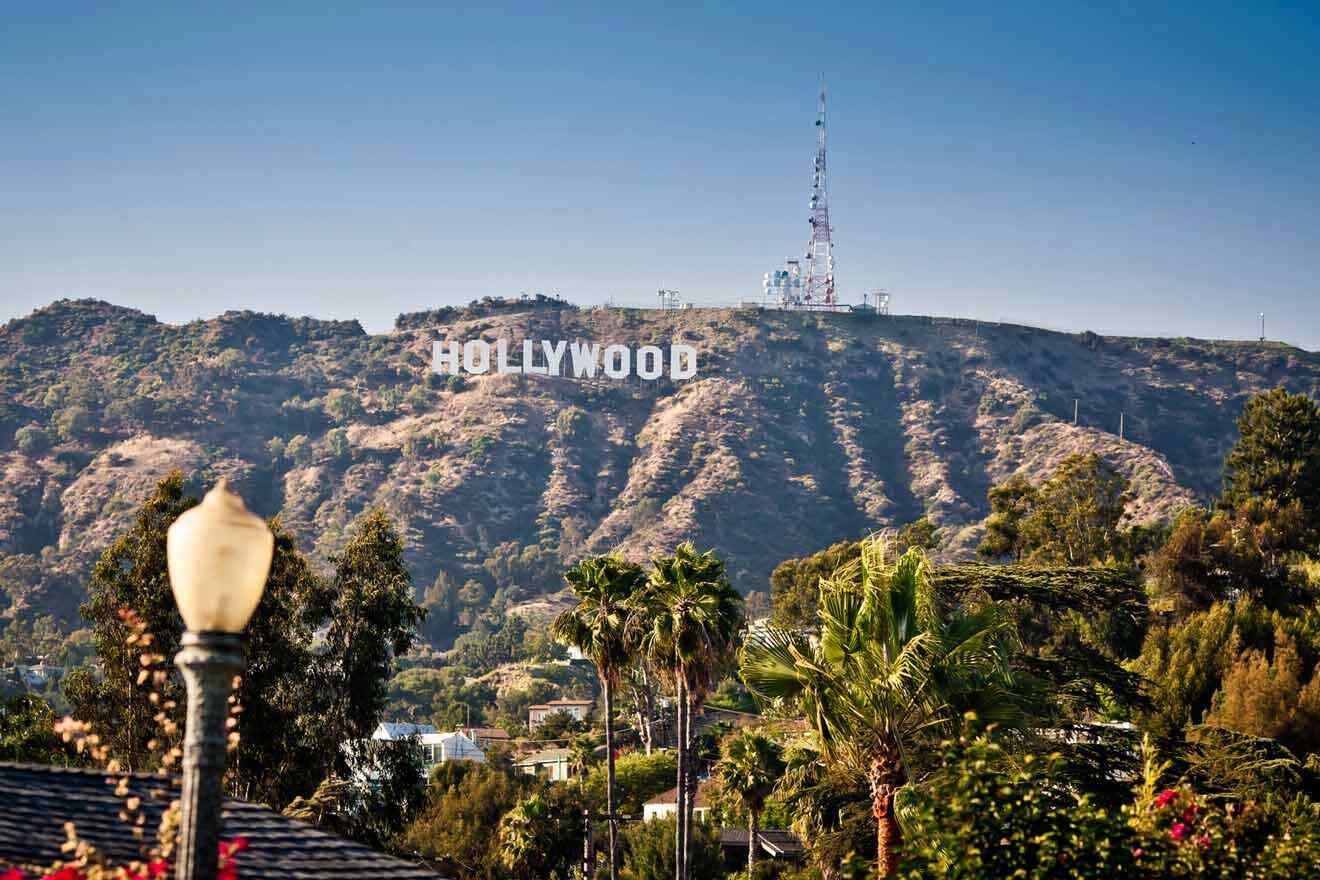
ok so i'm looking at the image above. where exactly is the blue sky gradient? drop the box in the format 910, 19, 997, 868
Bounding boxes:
2, 2, 1317, 348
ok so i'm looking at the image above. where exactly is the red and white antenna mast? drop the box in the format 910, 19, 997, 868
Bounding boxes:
803, 79, 836, 309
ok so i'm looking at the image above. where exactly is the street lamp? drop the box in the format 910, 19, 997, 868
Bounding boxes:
166, 478, 273, 880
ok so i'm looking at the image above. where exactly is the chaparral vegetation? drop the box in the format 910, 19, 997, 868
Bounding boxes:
1, 298, 1319, 880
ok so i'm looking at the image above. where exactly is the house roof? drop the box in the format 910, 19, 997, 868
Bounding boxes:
645, 779, 716, 808
0, 763, 445, 879
528, 699, 593, 710
374, 721, 437, 739
459, 727, 510, 740
514, 748, 571, 766
718, 828, 806, 856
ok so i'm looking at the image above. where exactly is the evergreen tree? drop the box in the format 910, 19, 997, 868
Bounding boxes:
321, 509, 426, 763
1221, 387, 1320, 540
67, 472, 193, 771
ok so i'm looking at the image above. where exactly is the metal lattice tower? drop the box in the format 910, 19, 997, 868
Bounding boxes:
803, 81, 836, 308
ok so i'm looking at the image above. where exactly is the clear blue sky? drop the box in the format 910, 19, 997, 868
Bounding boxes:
2, 2, 1317, 348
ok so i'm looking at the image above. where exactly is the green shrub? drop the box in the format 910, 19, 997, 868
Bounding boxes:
14, 424, 51, 454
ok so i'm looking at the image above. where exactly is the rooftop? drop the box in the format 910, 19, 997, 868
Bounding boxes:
514, 748, 571, 765
718, 828, 806, 856
645, 778, 716, 808
0, 763, 444, 879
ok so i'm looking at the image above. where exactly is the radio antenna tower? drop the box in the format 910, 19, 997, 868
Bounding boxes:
803, 79, 836, 309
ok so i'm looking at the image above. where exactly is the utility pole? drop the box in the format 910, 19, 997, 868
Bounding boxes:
1260, 312, 1266, 342
1119, 411, 1125, 441
1073, 399, 1079, 425
582, 808, 593, 878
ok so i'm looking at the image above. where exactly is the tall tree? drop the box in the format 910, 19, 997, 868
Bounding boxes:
714, 729, 786, 875
977, 454, 1130, 565
552, 553, 646, 880
631, 543, 744, 880
741, 538, 1022, 877
321, 509, 426, 763
227, 518, 334, 805
68, 472, 194, 771
1221, 387, 1320, 540
68, 474, 425, 823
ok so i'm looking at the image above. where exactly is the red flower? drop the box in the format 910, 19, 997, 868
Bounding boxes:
1196, 833, 1212, 849
1155, 789, 1178, 808
147, 861, 169, 877
218, 837, 249, 859
1132, 847, 1144, 859
1171, 822, 1188, 841
1182, 803, 1200, 824
1, 869, 23, 880
42, 869, 84, 880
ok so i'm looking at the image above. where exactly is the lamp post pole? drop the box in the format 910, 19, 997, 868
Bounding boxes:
175, 631, 243, 880
165, 478, 273, 880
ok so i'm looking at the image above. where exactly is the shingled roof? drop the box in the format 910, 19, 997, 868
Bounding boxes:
0, 763, 445, 879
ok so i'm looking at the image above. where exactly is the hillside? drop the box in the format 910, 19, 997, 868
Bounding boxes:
2, 297, 1317, 632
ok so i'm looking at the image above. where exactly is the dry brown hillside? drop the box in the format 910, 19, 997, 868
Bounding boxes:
1, 297, 1316, 636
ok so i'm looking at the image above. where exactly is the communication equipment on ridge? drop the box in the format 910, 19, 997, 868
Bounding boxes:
658, 289, 682, 310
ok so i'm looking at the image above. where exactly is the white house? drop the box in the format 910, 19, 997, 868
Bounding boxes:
419, 731, 485, 767
644, 779, 716, 823
365, 722, 485, 775
527, 698, 594, 729
372, 721, 437, 741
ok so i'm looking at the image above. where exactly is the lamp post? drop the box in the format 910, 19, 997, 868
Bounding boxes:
166, 479, 273, 880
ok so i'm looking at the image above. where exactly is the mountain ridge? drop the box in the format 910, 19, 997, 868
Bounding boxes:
3, 297, 1317, 633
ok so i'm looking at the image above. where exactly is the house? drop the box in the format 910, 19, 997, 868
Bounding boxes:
458, 726, 511, 750
0, 762, 446, 879
643, 778, 717, 823
365, 723, 484, 774
515, 747, 573, 782
371, 721, 437, 741
418, 731, 484, 768
527, 698, 594, 729
1, 663, 63, 688
718, 828, 806, 868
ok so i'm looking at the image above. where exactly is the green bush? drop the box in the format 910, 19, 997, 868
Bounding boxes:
618, 816, 722, 880
14, 424, 51, 454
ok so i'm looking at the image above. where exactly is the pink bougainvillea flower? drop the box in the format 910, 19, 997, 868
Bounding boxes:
1182, 803, 1200, 824
1155, 789, 1178, 808
1132, 848, 1144, 859
1171, 822, 1188, 841
146, 861, 169, 878
1196, 833, 1212, 849
0, 868, 23, 880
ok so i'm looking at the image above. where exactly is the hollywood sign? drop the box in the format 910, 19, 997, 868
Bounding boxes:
432, 339, 698, 380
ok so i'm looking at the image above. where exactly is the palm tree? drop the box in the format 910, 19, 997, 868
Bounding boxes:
714, 729, 786, 875
567, 731, 599, 786
740, 538, 1021, 877
552, 553, 646, 880
630, 542, 744, 880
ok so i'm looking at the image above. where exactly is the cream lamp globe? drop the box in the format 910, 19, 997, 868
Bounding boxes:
166, 478, 273, 633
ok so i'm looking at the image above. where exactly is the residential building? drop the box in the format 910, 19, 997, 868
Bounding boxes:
366, 722, 484, 774
527, 698, 594, 729
0, 762, 446, 879
418, 731, 484, 768
643, 778, 717, 822
515, 747, 573, 782
371, 721, 437, 741
458, 726, 511, 751
718, 828, 806, 868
